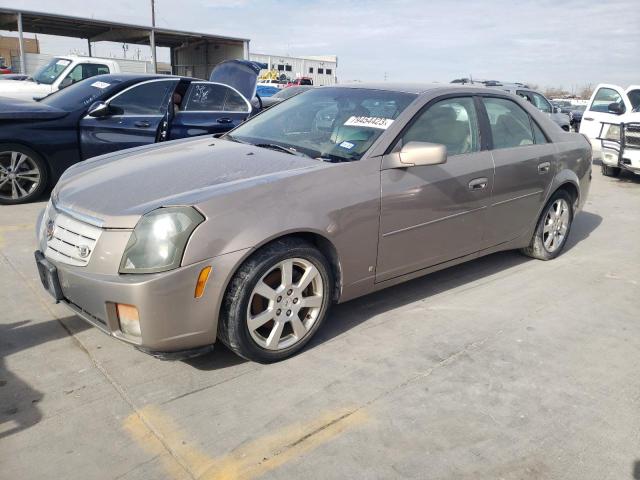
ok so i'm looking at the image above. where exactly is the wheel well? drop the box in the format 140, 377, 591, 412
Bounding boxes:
556, 182, 579, 209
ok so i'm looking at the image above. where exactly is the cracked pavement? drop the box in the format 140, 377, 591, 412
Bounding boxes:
1, 168, 639, 479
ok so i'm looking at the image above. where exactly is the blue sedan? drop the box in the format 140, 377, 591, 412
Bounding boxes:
0, 60, 262, 204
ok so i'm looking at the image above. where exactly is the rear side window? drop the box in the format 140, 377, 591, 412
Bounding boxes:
483, 97, 535, 149
109, 80, 176, 115
590, 87, 625, 113
400, 97, 480, 156
66, 63, 110, 84
182, 83, 250, 112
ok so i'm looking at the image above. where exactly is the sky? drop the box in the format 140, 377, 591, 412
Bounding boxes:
1, 0, 639, 89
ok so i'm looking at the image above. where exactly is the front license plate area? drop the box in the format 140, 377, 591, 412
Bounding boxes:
34, 251, 64, 302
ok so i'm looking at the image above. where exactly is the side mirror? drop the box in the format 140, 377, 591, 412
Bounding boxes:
87, 101, 110, 118
59, 77, 73, 89
608, 102, 625, 115
398, 141, 447, 167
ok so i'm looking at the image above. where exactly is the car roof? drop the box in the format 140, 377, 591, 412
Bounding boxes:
326, 82, 513, 96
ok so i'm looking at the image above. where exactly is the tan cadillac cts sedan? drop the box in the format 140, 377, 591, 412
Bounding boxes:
35, 84, 592, 363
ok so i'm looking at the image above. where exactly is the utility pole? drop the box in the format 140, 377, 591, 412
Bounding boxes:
150, 0, 157, 73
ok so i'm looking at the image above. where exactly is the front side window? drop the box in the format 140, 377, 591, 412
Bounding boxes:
590, 87, 625, 113
530, 92, 552, 113
628, 89, 640, 112
66, 63, 110, 84
109, 80, 177, 115
228, 87, 417, 162
182, 83, 250, 112
399, 97, 480, 156
483, 97, 535, 149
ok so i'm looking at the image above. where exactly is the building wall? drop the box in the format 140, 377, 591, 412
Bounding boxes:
172, 41, 246, 79
250, 53, 337, 86
0, 35, 39, 69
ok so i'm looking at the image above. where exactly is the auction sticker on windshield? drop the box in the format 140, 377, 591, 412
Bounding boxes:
91, 81, 111, 89
344, 116, 394, 129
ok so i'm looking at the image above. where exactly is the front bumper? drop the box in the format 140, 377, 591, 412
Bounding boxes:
36, 248, 250, 354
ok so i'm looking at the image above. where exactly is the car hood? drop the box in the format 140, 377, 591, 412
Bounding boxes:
0, 96, 68, 120
0, 79, 50, 96
54, 136, 327, 229
209, 59, 265, 101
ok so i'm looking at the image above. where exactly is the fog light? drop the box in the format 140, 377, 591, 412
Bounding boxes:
116, 303, 141, 337
195, 266, 212, 298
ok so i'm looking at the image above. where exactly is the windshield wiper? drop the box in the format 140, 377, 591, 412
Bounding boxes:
254, 143, 310, 158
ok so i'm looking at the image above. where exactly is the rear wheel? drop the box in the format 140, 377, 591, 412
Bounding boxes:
521, 190, 573, 261
601, 164, 621, 177
218, 238, 333, 363
0, 145, 48, 205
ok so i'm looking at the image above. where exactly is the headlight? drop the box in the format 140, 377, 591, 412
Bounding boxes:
119, 207, 204, 274
604, 124, 621, 141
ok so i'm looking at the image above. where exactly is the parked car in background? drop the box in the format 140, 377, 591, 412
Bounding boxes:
256, 85, 280, 97
261, 85, 313, 108
568, 105, 586, 132
495, 84, 571, 131
579, 83, 640, 163
0, 55, 123, 101
286, 77, 313, 87
34, 83, 591, 362
0, 60, 260, 204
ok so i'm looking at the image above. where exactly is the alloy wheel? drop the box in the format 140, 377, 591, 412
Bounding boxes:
0, 151, 42, 201
542, 198, 570, 253
246, 258, 324, 351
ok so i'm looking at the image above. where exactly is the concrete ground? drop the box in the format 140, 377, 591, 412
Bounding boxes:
1, 167, 639, 480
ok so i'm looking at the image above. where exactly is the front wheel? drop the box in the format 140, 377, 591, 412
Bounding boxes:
601, 164, 621, 177
520, 190, 574, 261
218, 238, 333, 363
0, 145, 48, 205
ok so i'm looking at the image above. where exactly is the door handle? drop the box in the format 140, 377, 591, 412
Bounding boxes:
217, 117, 233, 124
468, 177, 488, 191
134, 121, 151, 128
583, 117, 594, 121
538, 161, 551, 174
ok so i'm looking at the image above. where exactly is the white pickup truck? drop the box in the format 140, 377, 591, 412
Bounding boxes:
0, 55, 122, 102
579, 83, 640, 176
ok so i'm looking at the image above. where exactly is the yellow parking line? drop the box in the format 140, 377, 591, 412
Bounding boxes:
123, 405, 367, 480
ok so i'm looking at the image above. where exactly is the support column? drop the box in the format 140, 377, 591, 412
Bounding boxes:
17, 12, 26, 74
243, 40, 250, 60
149, 29, 157, 73
87, 39, 92, 57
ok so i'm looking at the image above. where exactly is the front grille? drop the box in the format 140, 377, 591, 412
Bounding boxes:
624, 124, 640, 149
45, 212, 102, 267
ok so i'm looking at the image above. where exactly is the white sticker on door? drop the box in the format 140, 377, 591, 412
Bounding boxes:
343, 116, 394, 130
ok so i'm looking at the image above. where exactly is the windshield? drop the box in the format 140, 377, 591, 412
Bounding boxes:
40, 77, 121, 111
228, 87, 417, 162
32, 58, 72, 85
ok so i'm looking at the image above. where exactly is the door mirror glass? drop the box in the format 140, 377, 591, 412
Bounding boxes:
59, 77, 73, 89
87, 101, 109, 118
398, 141, 447, 167
608, 102, 625, 115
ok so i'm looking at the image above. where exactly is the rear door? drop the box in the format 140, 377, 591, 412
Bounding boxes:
481, 96, 556, 245
79, 79, 178, 159
579, 84, 629, 146
377, 96, 494, 282
168, 82, 252, 139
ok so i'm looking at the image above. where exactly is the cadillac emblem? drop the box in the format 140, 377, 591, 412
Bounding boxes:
77, 245, 91, 258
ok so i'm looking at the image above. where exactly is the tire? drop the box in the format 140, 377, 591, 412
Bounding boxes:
520, 189, 574, 261
601, 164, 621, 177
218, 238, 333, 363
0, 144, 48, 205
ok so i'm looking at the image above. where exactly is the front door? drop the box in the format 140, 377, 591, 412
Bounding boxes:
377, 96, 494, 282
79, 79, 178, 159
480, 96, 556, 244
579, 84, 629, 149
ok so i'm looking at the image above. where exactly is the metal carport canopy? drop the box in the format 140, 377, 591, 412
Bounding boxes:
0, 7, 250, 73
